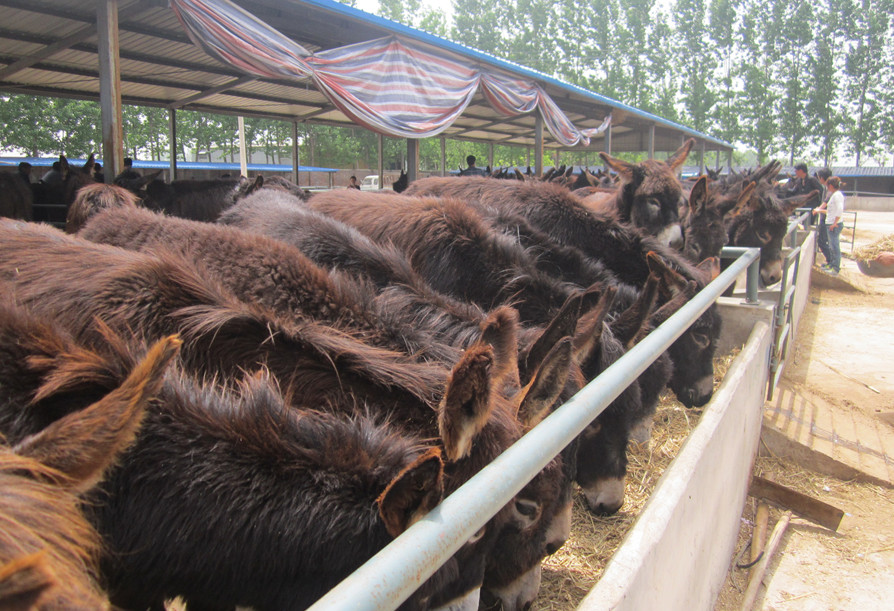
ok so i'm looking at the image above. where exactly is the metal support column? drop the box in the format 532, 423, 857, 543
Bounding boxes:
97, 0, 124, 178
440, 137, 446, 176
602, 123, 613, 170
291, 121, 300, 185
699, 140, 706, 175
488, 141, 494, 170
237, 116, 248, 177
377, 134, 384, 187
534, 114, 543, 177
168, 108, 178, 181
648, 123, 655, 159
406, 139, 419, 184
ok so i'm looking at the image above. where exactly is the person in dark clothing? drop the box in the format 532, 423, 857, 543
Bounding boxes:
786, 162, 823, 225
813, 168, 833, 266
348, 175, 361, 189
462, 155, 488, 177
17, 162, 32, 185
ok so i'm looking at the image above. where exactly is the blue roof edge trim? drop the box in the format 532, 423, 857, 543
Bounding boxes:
297, 0, 732, 150
1, 157, 337, 172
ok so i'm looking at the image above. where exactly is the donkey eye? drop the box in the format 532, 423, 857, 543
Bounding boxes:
467, 525, 487, 545
515, 499, 539, 517
691, 332, 710, 348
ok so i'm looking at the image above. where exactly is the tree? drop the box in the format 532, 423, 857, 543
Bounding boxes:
451, 0, 508, 56
674, 0, 718, 133
774, 0, 816, 165
806, 35, 841, 167
737, 3, 780, 163
841, 0, 892, 166
0, 95, 57, 156
708, 0, 741, 144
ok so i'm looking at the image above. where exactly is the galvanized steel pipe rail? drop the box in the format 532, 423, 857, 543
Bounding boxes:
309, 247, 762, 611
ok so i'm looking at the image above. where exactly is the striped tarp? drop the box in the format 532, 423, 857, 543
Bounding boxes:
171, 0, 610, 145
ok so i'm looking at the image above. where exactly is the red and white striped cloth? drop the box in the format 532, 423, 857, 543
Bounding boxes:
171, 0, 610, 145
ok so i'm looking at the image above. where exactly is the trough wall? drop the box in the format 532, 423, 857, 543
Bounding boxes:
579, 320, 772, 611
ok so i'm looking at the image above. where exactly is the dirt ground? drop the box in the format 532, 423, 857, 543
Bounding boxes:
715, 211, 894, 610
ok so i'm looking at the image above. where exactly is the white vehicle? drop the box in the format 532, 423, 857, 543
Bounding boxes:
360, 175, 380, 191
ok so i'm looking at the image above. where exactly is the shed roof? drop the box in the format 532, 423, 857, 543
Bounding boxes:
0, 0, 732, 154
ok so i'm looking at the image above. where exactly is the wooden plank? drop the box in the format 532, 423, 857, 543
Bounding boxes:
749, 476, 844, 531
739, 511, 793, 611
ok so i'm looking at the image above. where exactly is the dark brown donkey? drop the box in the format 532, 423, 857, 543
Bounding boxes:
0, 332, 179, 611
305, 189, 587, 327
403, 176, 723, 409
0, 301, 456, 609
577, 138, 694, 249
0, 220, 571, 611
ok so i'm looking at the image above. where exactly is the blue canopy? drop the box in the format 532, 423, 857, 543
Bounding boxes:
1, 157, 337, 173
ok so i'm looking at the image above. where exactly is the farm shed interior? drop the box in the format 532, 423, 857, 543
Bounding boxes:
0, 0, 732, 181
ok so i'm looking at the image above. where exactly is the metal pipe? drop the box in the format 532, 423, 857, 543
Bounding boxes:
721, 247, 762, 304
308, 249, 761, 611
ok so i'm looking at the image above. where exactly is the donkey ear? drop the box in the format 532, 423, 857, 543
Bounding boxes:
477, 305, 521, 390
651, 280, 696, 326
666, 138, 695, 171
611, 275, 659, 349
377, 448, 444, 538
0, 551, 55, 611
13, 335, 180, 494
82, 154, 95, 174
696, 256, 721, 282
572, 286, 617, 366
779, 190, 817, 216
520, 292, 581, 384
689, 176, 709, 215
599, 151, 634, 178
727, 182, 760, 218
134, 169, 164, 190
515, 336, 573, 428
438, 344, 495, 461
646, 251, 689, 297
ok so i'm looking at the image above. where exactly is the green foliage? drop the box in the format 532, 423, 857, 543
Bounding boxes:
3, 0, 890, 169
0, 95, 101, 157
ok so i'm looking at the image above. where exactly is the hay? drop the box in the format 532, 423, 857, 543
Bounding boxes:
853, 233, 894, 261
537, 349, 741, 609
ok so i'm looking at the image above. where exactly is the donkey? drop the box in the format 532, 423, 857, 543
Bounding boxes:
714, 161, 817, 287
0, 306, 455, 609
0, 170, 33, 220
577, 138, 694, 249
402, 176, 723, 408
0, 333, 179, 611
80, 203, 465, 366
65, 183, 140, 234
90, 371, 458, 610
0, 220, 572, 610
305, 189, 587, 326
140, 175, 264, 221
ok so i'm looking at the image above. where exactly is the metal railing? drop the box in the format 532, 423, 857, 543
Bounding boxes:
308, 247, 762, 611
765, 210, 812, 399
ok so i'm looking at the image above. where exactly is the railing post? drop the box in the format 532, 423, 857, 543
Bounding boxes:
745, 257, 761, 304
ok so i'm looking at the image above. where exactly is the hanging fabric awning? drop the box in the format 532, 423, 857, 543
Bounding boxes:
170, 0, 611, 145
